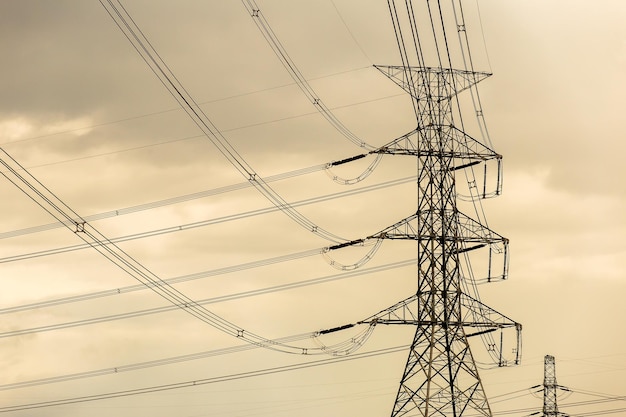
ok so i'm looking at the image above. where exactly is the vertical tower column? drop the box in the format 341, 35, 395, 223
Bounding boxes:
543, 355, 560, 417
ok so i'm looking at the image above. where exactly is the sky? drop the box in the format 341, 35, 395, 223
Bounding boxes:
0, 1, 625, 416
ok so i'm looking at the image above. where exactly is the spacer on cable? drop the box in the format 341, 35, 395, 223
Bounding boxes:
74, 222, 86, 233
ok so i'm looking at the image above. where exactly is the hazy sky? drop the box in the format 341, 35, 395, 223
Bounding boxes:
0, 1, 625, 416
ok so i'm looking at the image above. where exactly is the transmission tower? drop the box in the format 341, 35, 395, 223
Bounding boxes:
363, 68, 516, 417
324, 2, 521, 416
543, 355, 568, 417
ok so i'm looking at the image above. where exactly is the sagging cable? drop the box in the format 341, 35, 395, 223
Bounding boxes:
322, 238, 384, 271
325, 153, 384, 185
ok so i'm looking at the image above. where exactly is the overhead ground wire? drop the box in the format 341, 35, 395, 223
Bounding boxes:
241, 0, 374, 151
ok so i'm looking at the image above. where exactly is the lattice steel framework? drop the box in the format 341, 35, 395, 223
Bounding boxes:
371, 66, 508, 417
327, 65, 521, 416
325, 2, 523, 416
543, 355, 567, 417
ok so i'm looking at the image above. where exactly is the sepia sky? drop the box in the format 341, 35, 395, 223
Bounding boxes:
0, 1, 625, 416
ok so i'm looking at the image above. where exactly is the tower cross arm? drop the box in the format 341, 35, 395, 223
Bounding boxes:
374, 126, 501, 163
373, 64, 492, 101
354, 293, 520, 331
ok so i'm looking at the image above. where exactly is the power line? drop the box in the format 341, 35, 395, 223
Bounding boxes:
241, 0, 374, 151
330, 0, 373, 63
0, 345, 407, 413
0, 175, 414, 263
489, 386, 541, 405
100, 0, 347, 244
567, 388, 626, 401
0, 259, 415, 339
1, 85, 407, 196
0, 332, 327, 391
0, 248, 321, 315
567, 408, 626, 417
1, 65, 385, 159
0, 144, 369, 356
0, 162, 325, 240
1, 3, 528, 416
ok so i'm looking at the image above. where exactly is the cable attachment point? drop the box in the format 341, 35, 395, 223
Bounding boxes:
327, 154, 368, 167
327, 239, 364, 251
322, 238, 383, 271
318, 323, 355, 335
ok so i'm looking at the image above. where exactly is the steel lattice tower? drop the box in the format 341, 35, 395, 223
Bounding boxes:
372, 2, 521, 416
363, 66, 516, 417
325, 2, 522, 416
319, 1, 524, 415
329, 66, 522, 417
543, 355, 568, 417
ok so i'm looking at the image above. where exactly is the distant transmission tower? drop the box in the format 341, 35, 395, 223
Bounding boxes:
543, 355, 568, 417
325, 1, 522, 416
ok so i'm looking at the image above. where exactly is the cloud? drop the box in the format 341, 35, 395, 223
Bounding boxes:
490, 168, 625, 285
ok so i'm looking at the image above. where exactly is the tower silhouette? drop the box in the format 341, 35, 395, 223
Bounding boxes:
543, 355, 568, 417
326, 2, 522, 416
